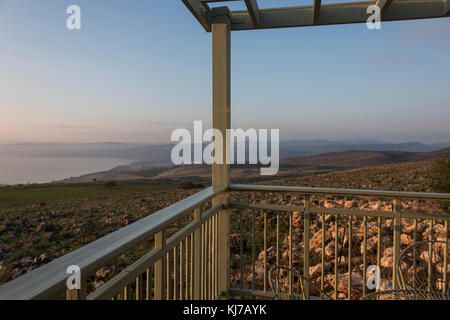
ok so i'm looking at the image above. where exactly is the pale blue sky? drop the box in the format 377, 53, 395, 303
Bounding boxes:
0, 0, 449, 144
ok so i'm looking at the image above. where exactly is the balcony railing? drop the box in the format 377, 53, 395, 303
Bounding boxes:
227, 184, 450, 300
0, 184, 449, 300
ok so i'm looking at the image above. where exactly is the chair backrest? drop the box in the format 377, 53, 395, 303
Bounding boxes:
268, 265, 333, 300
397, 240, 449, 294
361, 289, 450, 300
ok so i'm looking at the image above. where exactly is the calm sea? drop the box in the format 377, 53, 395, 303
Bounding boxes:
0, 156, 133, 185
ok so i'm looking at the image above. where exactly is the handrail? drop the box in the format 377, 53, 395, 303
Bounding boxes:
229, 184, 450, 200
88, 204, 224, 300
0, 186, 226, 300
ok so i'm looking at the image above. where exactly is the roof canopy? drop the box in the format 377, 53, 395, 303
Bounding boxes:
182, 0, 450, 32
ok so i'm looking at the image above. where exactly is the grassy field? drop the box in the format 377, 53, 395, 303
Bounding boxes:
0, 182, 176, 210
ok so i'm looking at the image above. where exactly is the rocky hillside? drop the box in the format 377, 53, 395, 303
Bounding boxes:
0, 158, 448, 299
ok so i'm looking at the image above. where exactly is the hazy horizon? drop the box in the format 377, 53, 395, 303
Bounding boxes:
1, 1, 449, 145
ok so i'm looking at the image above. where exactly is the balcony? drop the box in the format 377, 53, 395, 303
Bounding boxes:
0, 184, 448, 300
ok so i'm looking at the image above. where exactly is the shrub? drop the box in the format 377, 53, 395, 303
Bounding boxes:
103, 181, 118, 187
177, 181, 200, 190
432, 151, 450, 193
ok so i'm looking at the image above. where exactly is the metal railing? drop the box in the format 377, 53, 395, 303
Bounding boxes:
0, 183, 449, 300
227, 184, 450, 300
0, 186, 226, 300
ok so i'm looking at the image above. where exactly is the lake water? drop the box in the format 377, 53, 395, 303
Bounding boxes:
0, 156, 133, 185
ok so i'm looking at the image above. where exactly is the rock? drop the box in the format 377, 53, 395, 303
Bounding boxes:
401, 234, 414, 246
361, 236, 378, 255
380, 279, 392, 291
34, 253, 53, 265
121, 216, 138, 226
292, 211, 302, 228
309, 262, 332, 281
230, 233, 247, 254
344, 200, 357, 209
324, 241, 342, 260
327, 272, 363, 298
419, 251, 441, 264
381, 247, 393, 268
323, 200, 334, 208
257, 246, 276, 265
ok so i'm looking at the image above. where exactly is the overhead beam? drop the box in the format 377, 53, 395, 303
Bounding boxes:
244, 0, 261, 28
230, 0, 448, 31
376, 0, 394, 15
182, 0, 211, 32
313, 0, 322, 24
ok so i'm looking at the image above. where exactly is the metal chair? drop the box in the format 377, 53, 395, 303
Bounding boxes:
361, 289, 450, 300
268, 265, 334, 300
397, 240, 449, 294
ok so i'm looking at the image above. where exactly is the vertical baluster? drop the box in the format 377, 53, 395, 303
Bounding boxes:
289, 211, 293, 296
362, 216, 367, 297
136, 275, 142, 300
334, 214, 338, 300
211, 215, 215, 299
276, 212, 280, 267
174, 246, 178, 300
428, 219, 434, 291
166, 251, 171, 300
147, 268, 152, 300
155, 230, 166, 300
123, 286, 128, 301
321, 213, 325, 299
201, 222, 205, 299
214, 215, 219, 298
206, 218, 210, 299
240, 211, 244, 294
186, 236, 190, 300
180, 242, 184, 300
392, 199, 401, 290
377, 217, 382, 292
304, 194, 311, 299
348, 215, 352, 300
444, 220, 448, 294
208, 217, 212, 300
413, 219, 418, 290
193, 208, 201, 300
215, 212, 219, 298
264, 211, 267, 293
252, 211, 256, 292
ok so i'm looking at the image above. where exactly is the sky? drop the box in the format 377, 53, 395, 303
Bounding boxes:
0, 0, 449, 145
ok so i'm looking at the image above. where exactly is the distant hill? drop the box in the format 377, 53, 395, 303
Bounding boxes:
59, 148, 450, 184
1, 141, 449, 165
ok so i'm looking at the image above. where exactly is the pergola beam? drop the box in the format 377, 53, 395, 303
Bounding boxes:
230, 0, 449, 31
313, 0, 322, 25
376, 0, 394, 15
244, 0, 261, 28
182, 0, 211, 32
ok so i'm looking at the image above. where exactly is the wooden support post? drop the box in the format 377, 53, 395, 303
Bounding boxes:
393, 199, 401, 290
66, 279, 86, 300
211, 10, 231, 298
154, 230, 166, 300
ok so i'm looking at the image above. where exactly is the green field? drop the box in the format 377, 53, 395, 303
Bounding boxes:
0, 182, 176, 210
